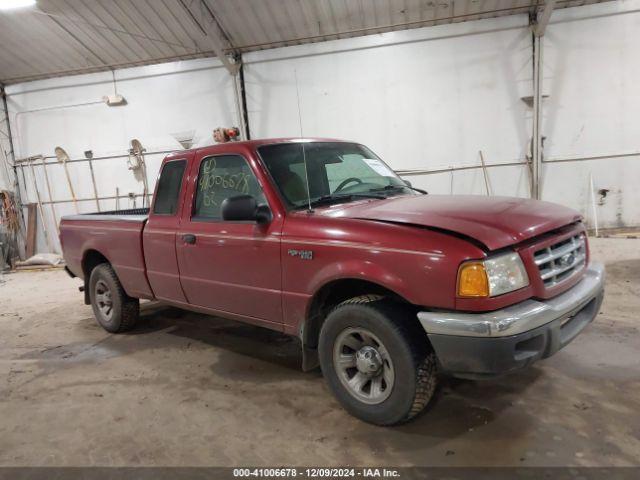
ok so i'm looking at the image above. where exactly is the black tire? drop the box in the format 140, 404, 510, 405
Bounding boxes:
89, 263, 139, 333
319, 296, 437, 425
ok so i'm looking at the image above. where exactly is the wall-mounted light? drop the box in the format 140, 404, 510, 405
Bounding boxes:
102, 70, 127, 106
102, 94, 127, 106
0, 0, 37, 11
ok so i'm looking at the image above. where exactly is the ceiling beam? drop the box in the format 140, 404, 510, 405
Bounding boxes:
0, 50, 219, 85
534, 0, 557, 37
224, 0, 572, 53
33, 8, 195, 53
41, 9, 109, 66
178, 0, 239, 75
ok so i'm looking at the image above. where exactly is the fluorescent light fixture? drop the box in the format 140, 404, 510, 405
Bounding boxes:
102, 94, 127, 106
0, 0, 36, 10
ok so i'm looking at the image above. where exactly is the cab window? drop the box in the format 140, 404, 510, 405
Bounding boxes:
193, 155, 266, 220
153, 160, 186, 215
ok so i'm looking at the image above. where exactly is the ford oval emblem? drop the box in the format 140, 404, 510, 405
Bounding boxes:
558, 252, 575, 267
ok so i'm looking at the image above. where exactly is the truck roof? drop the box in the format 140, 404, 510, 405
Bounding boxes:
164, 137, 350, 160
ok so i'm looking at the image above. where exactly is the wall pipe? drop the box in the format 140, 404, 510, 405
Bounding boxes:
29, 192, 148, 206
20, 147, 638, 172
23, 150, 636, 206
15, 149, 177, 165
397, 149, 640, 178
15, 147, 639, 207
396, 160, 528, 177
543, 151, 640, 163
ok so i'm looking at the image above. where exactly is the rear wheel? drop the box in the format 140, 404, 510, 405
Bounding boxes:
319, 297, 437, 425
89, 263, 139, 333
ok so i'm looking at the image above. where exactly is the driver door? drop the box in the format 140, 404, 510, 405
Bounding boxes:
176, 153, 283, 328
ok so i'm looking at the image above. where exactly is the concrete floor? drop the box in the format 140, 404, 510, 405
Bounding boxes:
0, 237, 638, 467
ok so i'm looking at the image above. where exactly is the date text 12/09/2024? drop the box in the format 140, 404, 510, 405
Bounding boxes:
233, 468, 400, 478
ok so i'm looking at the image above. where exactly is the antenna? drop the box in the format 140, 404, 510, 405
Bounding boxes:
294, 69, 313, 212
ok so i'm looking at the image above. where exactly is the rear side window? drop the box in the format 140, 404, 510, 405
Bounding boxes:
153, 160, 186, 215
193, 155, 265, 220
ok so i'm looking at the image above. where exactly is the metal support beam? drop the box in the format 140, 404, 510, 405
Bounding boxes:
1, 87, 17, 190
232, 72, 247, 140
531, 33, 543, 199
530, 1, 555, 199
178, 1, 251, 140
235, 54, 251, 140
179, 0, 239, 75
535, 0, 557, 37
1, 86, 27, 259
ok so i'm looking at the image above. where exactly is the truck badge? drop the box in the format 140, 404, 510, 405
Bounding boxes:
288, 249, 313, 260
558, 252, 575, 267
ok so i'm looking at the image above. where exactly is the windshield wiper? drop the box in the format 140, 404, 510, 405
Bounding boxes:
370, 184, 428, 195
295, 192, 386, 209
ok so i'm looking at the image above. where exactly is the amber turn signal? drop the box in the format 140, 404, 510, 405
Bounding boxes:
457, 262, 490, 298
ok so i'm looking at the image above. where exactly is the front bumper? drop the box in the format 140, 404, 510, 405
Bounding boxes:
417, 262, 605, 378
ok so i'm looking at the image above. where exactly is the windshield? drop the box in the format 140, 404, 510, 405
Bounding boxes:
258, 142, 412, 209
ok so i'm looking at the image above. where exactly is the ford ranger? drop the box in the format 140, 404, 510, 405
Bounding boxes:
60, 138, 605, 425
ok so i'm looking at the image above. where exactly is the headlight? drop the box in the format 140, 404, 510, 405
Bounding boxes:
458, 251, 529, 298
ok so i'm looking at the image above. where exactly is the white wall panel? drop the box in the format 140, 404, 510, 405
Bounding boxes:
244, 15, 533, 200
244, 2, 640, 230
542, 0, 640, 228
5, 58, 237, 253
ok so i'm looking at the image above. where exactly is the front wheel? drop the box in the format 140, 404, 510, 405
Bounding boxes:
89, 263, 139, 333
318, 297, 437, 425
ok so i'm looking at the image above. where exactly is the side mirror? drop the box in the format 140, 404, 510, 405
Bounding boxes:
221, 195, 272, 224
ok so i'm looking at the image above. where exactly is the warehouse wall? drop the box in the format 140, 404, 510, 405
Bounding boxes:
244, 0, 640, 230
244, 15, 533, 199
5, 58, 237, 253
5, 0, 640, 254
542, 0, 640, 230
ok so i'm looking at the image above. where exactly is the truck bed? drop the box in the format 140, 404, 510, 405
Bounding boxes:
62, 207, 150, 223
60, 208, 154, 300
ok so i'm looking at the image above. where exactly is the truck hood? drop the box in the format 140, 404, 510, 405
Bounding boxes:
320, 195, 582, 251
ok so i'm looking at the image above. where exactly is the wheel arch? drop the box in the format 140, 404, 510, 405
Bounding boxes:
81, 249, 111, 304
300, 277, 416, 371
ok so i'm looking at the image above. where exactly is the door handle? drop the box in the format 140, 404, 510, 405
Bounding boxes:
182, 234, 196, 245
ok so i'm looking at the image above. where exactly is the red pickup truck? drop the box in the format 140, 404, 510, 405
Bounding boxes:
61, 138, 605, 425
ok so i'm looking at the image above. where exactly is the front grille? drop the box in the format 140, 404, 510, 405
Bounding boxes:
533, 234, 586, 287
